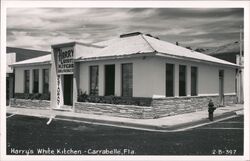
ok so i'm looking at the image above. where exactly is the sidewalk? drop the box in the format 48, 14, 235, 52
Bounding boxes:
6, 104, 243, 132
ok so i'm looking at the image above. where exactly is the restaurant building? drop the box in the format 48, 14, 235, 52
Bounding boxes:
6, 47, 50, 105
10, 32, 239, 119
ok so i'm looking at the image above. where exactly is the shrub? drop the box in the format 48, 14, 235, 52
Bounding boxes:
77, 92, 152, 106
77, 91, 88, 102
30, 93, 41, 100
40, 93, 50, 100
14, 93, 50, 100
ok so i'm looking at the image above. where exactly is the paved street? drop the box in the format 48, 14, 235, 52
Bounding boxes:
6, 114, 243, 155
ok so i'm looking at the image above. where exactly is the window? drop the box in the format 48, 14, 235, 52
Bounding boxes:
43, 69, 49, 94
179, 65, 186, 96
24, 70, 30, 93
33, 69, 39, 93
166, 63, 174, 97
219, 70, 224, 105
105, 65, 115, 96
89, 66, 99, 95
122, 63, 133, 97
191, 66, 198, 96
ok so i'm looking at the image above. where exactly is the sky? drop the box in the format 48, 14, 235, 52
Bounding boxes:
7, 8, 243, 51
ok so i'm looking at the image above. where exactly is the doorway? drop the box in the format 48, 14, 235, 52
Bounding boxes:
63, 74, 73, 106
105, 65, 115, 96
219, 70, 224, 106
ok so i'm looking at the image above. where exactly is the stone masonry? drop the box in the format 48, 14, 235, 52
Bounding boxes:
75, 95, 237, 119
10, 98, 50, 110
75, 102, 154, 119
10, 95, 237, 119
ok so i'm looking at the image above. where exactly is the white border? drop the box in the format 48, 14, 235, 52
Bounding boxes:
1, 1, 249, 161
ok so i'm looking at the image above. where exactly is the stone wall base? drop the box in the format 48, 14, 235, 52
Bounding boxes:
75, 95, 237, 119
75, 102, 154, 119
9, 95, 237, 119
10, 98, 50, 110
151, 95, 237, 118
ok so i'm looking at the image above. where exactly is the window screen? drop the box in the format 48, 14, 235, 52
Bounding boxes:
179, 65, 186, 96
122, 63, 133, 97
24, 70, 30, 93
89, 66, 99, 95
166, 63, 174, 97
43, 69, 49, 94
191, 66, 198, 96
33, 69, 39, 93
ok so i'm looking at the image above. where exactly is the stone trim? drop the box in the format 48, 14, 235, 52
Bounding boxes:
75, 102, 154, 119
9, 94, 237, 119
75, 95, 237, 119
151, 95, 237, 118
10, 98, 50, 110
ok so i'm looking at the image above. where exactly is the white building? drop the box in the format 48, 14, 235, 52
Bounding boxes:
6, 47, 50, 105
10, 32, 239, 119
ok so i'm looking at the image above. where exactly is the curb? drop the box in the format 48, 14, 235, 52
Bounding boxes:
235, 110, 244, 116
55, 115, 160, 131
54, 110, 239, 132
164, 111, 238, 131
6, 108, 241, 132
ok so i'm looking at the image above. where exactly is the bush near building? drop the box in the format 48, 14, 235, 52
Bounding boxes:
77, 91, 152, 106
14, 93, 50, 100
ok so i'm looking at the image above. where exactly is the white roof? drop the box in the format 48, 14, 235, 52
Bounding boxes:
143, 35, 237, 66
11, 54, 51, 66
80, 34, 153, 59
94, 37, 119, 47
79, 34, 237, 67
11, 33, 238, 67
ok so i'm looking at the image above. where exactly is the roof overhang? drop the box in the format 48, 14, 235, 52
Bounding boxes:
10, 61, 51, 67
74, 52, 156, 62
156, 52, 240, 68
51, 41, 103, 49
75, 51, 239, 68
9, 51, 239, 69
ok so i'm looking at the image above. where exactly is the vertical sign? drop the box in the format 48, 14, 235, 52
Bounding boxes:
57, 47, 74, 74
57, 75, 61, 105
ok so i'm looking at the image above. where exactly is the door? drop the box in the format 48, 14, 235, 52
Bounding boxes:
63, 74, 73, 105
219, 70, 224, 106
105, 65, 115, 96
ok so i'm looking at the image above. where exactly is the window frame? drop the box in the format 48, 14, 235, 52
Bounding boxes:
24, 70, 30, 93
89, 65, 99, 95
165, 63, 174, 97
121, 63, 133, 97
179, 65, 187, 96
43, 69, 50, 94
191, 66, 198, 96
32, 69, 39, 93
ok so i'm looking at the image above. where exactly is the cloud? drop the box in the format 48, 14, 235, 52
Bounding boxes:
7, 8, 243, 50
